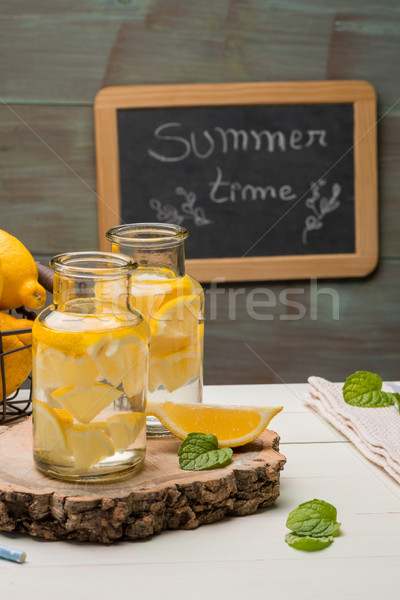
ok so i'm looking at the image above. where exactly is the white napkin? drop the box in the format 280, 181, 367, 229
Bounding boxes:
303, 377, 400, 484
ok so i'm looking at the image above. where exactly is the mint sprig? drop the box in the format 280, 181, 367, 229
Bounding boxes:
285, 499, 340, 551
343, 371, 400, 408
178, 432, 233, 471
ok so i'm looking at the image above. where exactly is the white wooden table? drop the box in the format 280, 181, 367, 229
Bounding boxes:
1, 383, 400, 599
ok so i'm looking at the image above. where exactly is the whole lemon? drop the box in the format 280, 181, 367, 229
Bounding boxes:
0, 311, 33, 346
0, 257, 3, 299
0, 230, 46, 310
0, 332, 32, 401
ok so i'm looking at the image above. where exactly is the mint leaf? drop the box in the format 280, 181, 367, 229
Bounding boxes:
343, 371, 382, 402
345, 390, 396, 407
286, 499, 340, 537
285, 532, 333, 551
343, 371, 396, 407
178, 432, 233, 471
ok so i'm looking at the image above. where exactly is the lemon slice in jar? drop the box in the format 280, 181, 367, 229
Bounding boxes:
87, 331, 148, 398
149, 294, 202, 360
67, 425, 115, 471
33, 399, 68, 457
107, 412, 145, 451
34, 347, 98, 398
51, 383, 122, 424
148, 347, 202, 393
150, 295, 201, 339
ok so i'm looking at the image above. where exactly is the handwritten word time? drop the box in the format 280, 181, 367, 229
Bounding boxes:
209, 167, 296, 203
148, 123, 327, 163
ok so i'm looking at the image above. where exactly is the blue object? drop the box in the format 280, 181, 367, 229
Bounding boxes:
0, 544, 26, 563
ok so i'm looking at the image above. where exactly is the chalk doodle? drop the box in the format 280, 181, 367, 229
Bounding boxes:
150, 187, 212, 227
302, 179, 341, 245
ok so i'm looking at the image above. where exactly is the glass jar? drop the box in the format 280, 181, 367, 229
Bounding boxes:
106, 224, 204, 437
32, 252, 150, 482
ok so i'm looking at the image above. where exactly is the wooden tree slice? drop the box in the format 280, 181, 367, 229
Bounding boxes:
0, 418, 286, 543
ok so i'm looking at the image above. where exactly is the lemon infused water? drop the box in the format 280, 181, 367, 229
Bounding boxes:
32, 252, 150, 482
106, 224, 204, 437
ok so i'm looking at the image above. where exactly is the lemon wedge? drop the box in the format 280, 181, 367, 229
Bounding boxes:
146, 402, 283, 447
33, 399, 68, 457
107, 412, 145, 451
51, 383, 122, 424
67, 425, 115, 471
148, 347, 202, 393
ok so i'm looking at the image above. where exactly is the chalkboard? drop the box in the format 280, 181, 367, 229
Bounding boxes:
95, 82, 377, 282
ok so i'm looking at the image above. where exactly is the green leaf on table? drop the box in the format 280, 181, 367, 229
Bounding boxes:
178, 432, 233, 471
285, 532, 333, 551
286, 499, 341, 537
343, 371, 397, 407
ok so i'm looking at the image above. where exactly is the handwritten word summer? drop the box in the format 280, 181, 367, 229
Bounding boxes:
148, 123, 328, 163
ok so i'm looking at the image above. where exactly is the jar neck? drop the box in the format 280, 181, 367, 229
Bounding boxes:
53, 273, 131, 312
107, 224, 189, 278
110, 242, 185, 277
50, 252, 136, 312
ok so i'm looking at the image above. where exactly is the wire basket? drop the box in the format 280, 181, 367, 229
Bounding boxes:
0, 268, 52, 425
0, 327, 33, 424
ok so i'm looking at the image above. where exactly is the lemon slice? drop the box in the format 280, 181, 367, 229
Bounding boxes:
130, 273, 195, 320
67, 425, 115, 470
146, 402, 283, 447
149, 295, 202, 339
34, 346, 98, 397
54, 408, 74, 428
87, 332, 148, 398
130, 282, 167, 321
148, 347, 202, 393
32, 321, 102, 356
51, 383, 122, 424
33, 399, 68, 457
87, 421, 109, 434
149, 320, 204, 358
107, 412, 145, 451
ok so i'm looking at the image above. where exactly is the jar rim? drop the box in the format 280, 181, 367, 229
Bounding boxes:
50, 251, 137, 278
106, 223, 189, 248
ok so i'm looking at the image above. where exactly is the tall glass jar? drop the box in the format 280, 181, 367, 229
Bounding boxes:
106, 224, 204, 437
32, 252, 150, 482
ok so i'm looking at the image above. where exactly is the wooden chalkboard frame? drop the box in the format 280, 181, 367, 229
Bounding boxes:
94, 81, 377, 282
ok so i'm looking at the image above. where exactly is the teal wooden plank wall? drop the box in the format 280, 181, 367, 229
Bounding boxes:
1, 0, 399, 384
